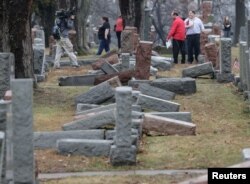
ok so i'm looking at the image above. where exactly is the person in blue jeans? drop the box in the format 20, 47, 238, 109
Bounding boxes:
97, 17, 111, 55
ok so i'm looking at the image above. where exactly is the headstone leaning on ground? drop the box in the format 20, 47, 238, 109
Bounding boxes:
110, 87, 136, 166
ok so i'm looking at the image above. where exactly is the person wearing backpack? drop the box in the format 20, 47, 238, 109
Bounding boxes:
53, 10, 79, 69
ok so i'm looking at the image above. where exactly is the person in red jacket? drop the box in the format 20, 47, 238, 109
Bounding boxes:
114, 15, 125, 50
167, 11, 186, 64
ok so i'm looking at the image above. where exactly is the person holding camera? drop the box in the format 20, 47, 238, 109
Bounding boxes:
53, 10, 79, 69
96, 17, 111, 55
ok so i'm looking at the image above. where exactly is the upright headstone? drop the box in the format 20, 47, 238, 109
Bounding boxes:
121, 29, 134, 53
0, 53, 14, 99
143, 8, 152, 41
121, 53, 130, 70
110, 87, 136, 166
216, 38, 234, 83
239, 42, 247, 90
247, 19, 250, 48
11, 79, 35, 184
246, 49, 250, 91
135, 41, 153, 80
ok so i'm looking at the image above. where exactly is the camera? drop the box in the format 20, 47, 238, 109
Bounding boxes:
55, 8, 75, 19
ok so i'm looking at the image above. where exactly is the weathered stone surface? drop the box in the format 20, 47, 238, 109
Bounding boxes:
75, 81, 114, 104
11, 79, 34, 183
138, 83, 175, 100
105, 76, 122, 88
151, 78, 197, 95
216, 73, 234, 83
0, 132, 5, 183
33, 45, 45, 75
114, 87, 133, 147
132, 119, 143, 138
0, 53, 14, 99
182, 62, 214, 78
105, 129, 139, 145
76, 103, 116, 116
121, 29, 135, 53
76, 104, 101, 112
57, 139, 113, 157
101, 61, 119, 74
201, 1, 212, 23
59, 74, 98, 86
143, 114, 196, 136
35, 74, 46, 83
131, 90, 141, 104
239, 42, 247, 90
112, 63, 123, 72
34, 130, 105, 149
92, 54, 119, 70
136, 94, 180, 112
220, 38, 232, 73
242, 148, 250, 161
94, 70, 135, 85
146, 112, 192, 122
200, 29, 211, 55
240, 26, 247, 42
132, 105, 142, 112
135, 41, 153, 80
204, 43, 219, 68
128, 80, 152, 89
110, 145, 137, 166
245, 49, 250, 91
151, 56, 172, 71
121, 53, 130, 70
63, 109, 115, 130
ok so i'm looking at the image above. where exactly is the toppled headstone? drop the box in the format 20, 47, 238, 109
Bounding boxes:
75, 81, 115, 104
146, 112, 192, 122
76, 103, 116, 116
151, 56, 172, 71
101, 61, 119, 74
151, 78, 197, 95
182, 62, 214, 78
128, 79, 152, 89
59, 74, 98, 86
136, 94, 180, 112
92, 54, 119, 70
76, 104, 101, 112
63, 109, 115, 130
138, 83, 175, 100
143, 114, 196, 136
57, 139, 113, 157
34, 130, 105, 149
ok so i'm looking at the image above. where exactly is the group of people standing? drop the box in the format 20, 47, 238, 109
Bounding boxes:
167, 10, 205, 64
167, 10, 232, 65
96, 15, 125, 55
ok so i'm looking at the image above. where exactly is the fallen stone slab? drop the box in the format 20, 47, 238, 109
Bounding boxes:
136, 94, 180, 112
57, 139, 113, 157
34, 130, 105, 149
76, 104, 101, 112
76, 103, 116, 116
112, 63, 123, 72
75, 81, 115, 104
128, 79, 152, 89
242, 148, 250, 161
132, 119, 143, 138
132, 105, 142, 112
63, 109, 115, 131
132, 90, 141, 104
58, 74, 98, 86
94, 70, 135, 85
105, 76, 122, 88
143, 114, 196, 136
138, 83, 175, 100
146, 112, 192, 122
88, 70, 105, 75
92, 54, 119, 70
101, 61, 119, 74
151, 78, 196, 95
182, 62, 214, 78
151, 56, 172, 71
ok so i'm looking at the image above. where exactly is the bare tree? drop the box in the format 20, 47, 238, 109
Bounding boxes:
0, 0, 35, 79
119, 0, 145, 33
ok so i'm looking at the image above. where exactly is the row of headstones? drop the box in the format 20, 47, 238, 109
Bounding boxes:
0, 78, 37, 183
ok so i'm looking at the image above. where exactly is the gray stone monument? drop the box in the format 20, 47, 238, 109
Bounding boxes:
0, 53, 14, 99
216, 38, 234, 83
121, 53, 130, 70
239, 42, 247, 90
11, 79, 35, 184
110, 87, 136, 166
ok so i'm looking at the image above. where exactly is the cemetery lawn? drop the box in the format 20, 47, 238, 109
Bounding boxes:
34, 48, 250, 173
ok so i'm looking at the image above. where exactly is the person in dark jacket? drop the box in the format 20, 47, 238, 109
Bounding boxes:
223, 16, 231, 38
96, 16, 111, 55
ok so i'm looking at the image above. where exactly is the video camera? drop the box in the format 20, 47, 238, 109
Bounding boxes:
55, 8, 75, 19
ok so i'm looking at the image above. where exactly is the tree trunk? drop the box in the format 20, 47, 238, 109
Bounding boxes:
234, 0, 245, 45
1, 0, 35, 79
75, 0, 91, 54
119, 0, 144, 33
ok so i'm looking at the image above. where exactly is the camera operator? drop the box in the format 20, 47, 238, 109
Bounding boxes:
53, 9, 79, 69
